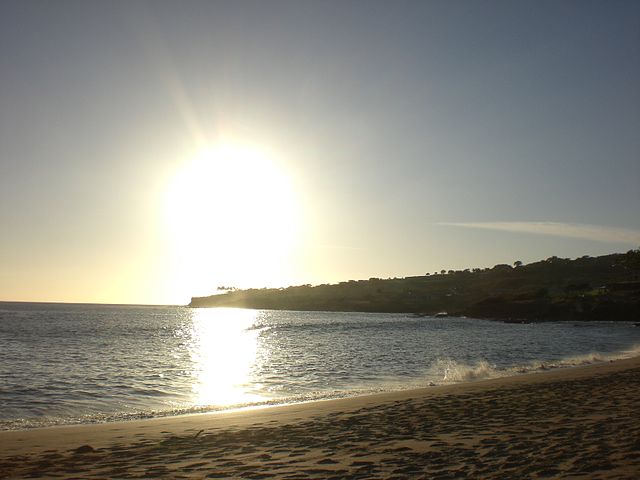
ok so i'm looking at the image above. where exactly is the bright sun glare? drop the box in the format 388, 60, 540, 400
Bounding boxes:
189, 308, 263, 406
164, 143, 299, 298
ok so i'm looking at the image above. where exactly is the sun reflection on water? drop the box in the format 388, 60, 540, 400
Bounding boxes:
187, 308, 264, 406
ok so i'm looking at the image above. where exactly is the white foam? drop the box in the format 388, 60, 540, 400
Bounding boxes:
433, 359, 499, 383
429, 343, 640, 386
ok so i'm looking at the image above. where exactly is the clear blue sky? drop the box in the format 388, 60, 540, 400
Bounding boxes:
1, 0, 639, 304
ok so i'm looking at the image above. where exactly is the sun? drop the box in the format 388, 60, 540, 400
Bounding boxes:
164, 142, 300, 298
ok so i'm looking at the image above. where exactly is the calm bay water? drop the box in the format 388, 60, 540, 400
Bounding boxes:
1, 302, 640, 430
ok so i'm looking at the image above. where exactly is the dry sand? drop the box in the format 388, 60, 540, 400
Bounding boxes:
1, 357, 640, 479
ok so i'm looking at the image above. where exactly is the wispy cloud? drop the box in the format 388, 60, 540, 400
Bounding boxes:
439, 222, 640, 246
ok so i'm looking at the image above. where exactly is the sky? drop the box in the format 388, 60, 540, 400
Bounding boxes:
1, 0, 639, 305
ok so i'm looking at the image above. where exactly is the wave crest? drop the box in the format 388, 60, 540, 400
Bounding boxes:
431, 343, 640, 385
436, 359, 498, 383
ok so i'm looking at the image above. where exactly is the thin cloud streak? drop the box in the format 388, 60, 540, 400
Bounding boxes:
439, 222, 640, 246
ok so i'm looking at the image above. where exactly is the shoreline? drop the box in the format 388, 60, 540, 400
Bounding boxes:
2, 356, 640, 478
3, 341, 639, 432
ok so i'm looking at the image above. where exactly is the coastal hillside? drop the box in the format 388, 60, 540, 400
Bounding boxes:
190, 250, 640, 321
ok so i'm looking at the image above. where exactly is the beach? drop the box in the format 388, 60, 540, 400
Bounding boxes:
1, 357, 639, 479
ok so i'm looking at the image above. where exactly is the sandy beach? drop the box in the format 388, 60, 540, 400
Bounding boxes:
1, 357, 639, 479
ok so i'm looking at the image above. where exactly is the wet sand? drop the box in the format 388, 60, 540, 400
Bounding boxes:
1, 357, 640, 479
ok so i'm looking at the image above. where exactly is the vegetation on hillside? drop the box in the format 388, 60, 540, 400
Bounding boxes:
190, 250, 640, 321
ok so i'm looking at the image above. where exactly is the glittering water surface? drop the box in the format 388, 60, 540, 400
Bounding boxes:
1, 302, 639, 429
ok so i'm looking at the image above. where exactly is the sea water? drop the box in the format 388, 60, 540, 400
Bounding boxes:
1, 302, 639, 430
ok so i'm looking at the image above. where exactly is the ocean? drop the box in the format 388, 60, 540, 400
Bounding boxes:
1, 302, 639, 430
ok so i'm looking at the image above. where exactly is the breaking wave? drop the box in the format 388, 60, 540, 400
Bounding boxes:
431, 343, 640, 386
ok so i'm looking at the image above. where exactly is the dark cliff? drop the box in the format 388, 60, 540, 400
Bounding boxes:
190, 250, 640, 322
